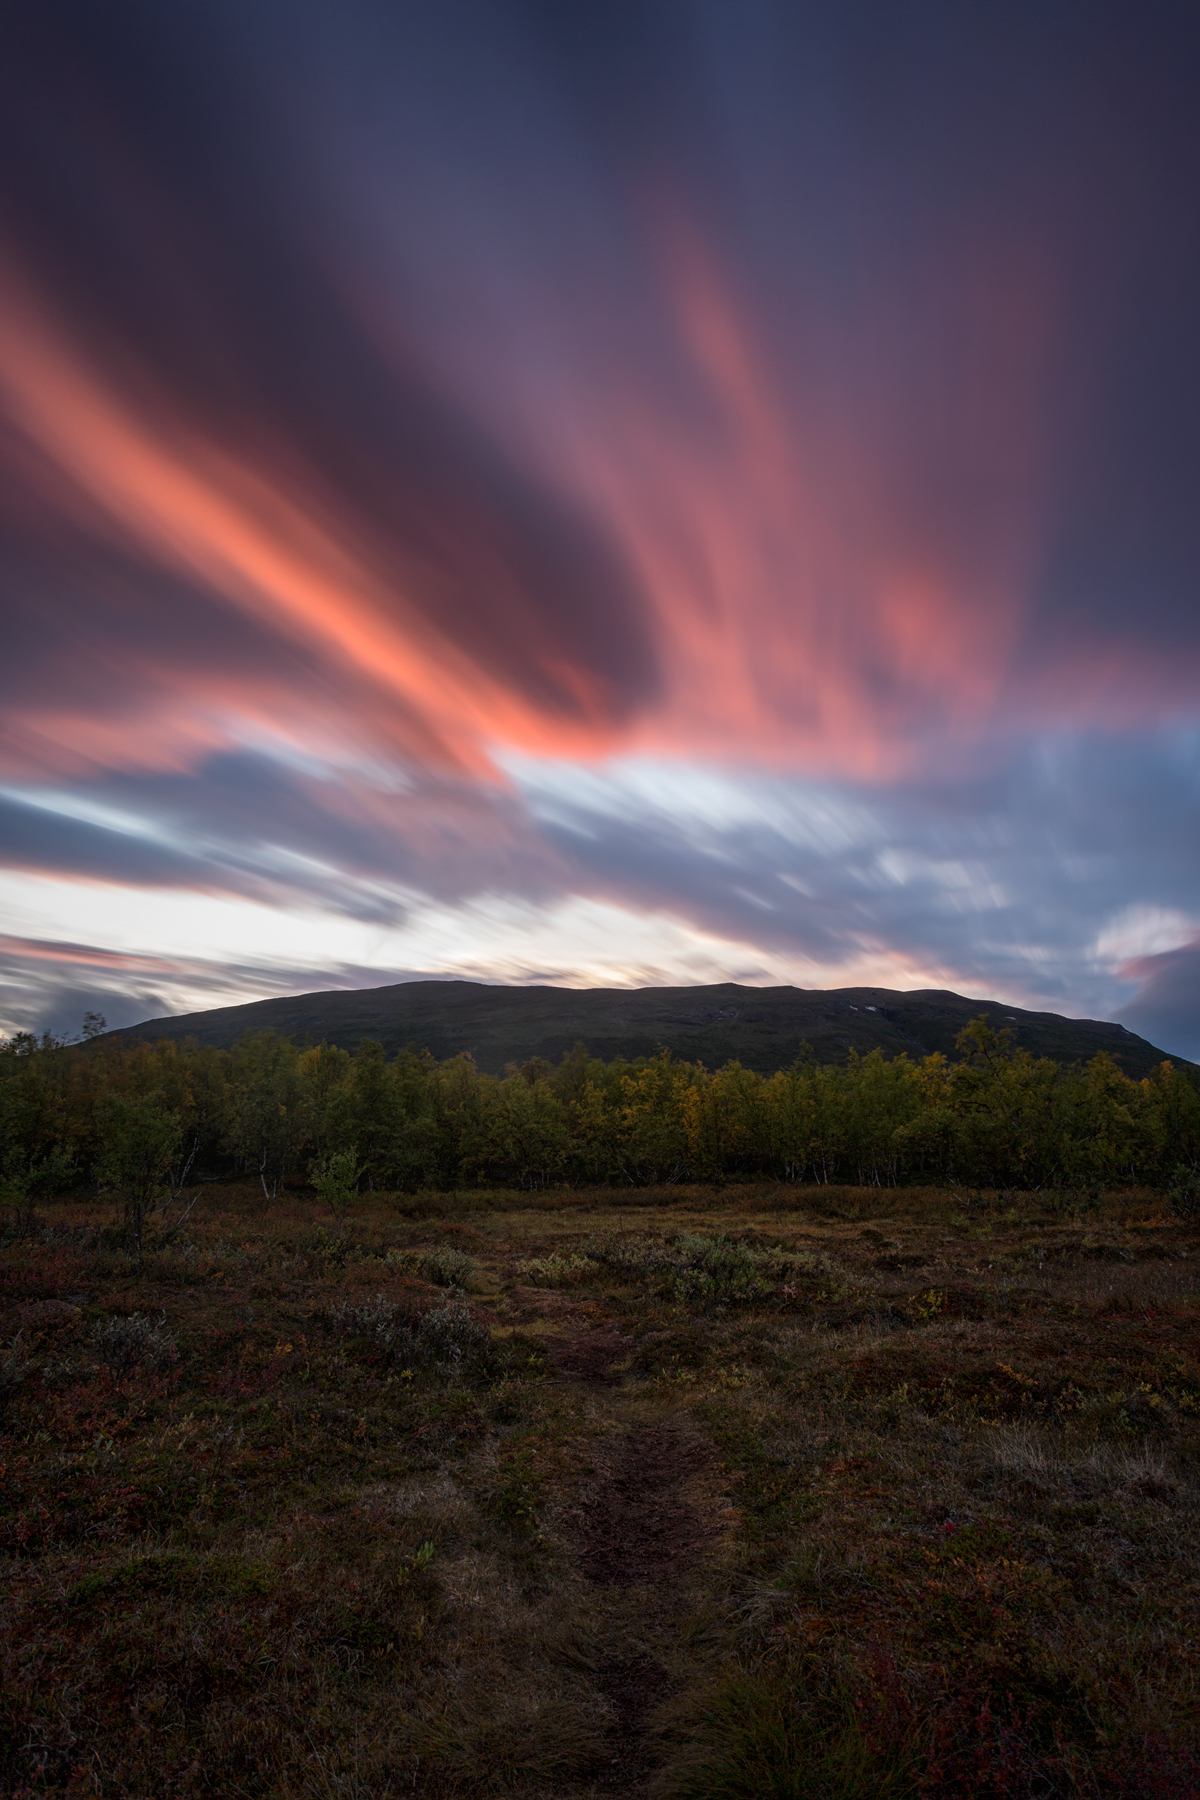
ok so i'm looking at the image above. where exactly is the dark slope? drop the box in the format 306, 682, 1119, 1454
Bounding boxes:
105, 980, 1180, 1079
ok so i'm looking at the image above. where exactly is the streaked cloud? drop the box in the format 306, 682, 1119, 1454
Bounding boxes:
1, 3, 1198, 1056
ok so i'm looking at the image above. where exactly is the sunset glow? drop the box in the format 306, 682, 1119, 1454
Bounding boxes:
2, 3, 1199, 1053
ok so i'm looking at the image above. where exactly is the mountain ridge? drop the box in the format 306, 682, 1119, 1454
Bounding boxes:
102, 979, 1183, 1080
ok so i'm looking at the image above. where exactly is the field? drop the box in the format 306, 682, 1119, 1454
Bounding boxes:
2, 1182, 1198, 1798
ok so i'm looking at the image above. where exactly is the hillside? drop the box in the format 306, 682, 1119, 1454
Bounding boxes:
106, 980, 1179, 1078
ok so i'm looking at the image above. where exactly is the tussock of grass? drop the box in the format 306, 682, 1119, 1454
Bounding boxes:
91, 1309, 180, 1374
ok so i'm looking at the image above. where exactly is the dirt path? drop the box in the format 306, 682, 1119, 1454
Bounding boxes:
507, 1296, 729, 1792
576, 1422, 720, 1584
547, 1327, 632, 1383
573, 1420, 724, 1791
550, 1393, 726, 1791
593, 1651, 675, 1793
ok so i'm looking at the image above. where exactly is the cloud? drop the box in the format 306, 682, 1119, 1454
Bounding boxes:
1118, 942, 1200, 1066
0, 269, 660, 779
3, 730, 1198, 1061
0, 748, 572, 920
0, 929, 441, 1041
1, 3, 1199, 1052
2, 2, 1200, 792
0, 789, 203, 888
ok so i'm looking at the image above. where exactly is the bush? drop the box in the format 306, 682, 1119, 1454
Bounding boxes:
1168, 1164, 1200, 1218
385, 1244, 476, 1286
313, 1227, 364, 1268
417, 1298, 493, 1371
517, 1251, 598, 1287
310, 1147, 363, 1214
591, 1232, 771, 1309
92, 1312, 180, 1376
419, 1245, 476, 1288
330, 1293, 403, 1353
95, 1094, 182, 1256
672, 1232, 769, 1306
331, 1294, 495, 1379
0, 1171, 34, 1240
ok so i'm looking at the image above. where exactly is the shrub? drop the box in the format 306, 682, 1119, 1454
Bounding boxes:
331, 1294, 495, 1379
1, 1150, 76, 1238
313, 1227, 364, 1267
1168, 1164, 1200, 1218
310, 1147, 363, 1214
95, 1094, 182, 1257
330, 1293, 405, 1355
417, 1299, 493, 1372
386, 1244, 476, 1287
517, 1251, 598, 1286
673, 1232, 768, 1306
589, 1234, 676, 1278
92, 1312, 180, 1376
420, 1245, 476, 1288
590, 1232, 770, 1309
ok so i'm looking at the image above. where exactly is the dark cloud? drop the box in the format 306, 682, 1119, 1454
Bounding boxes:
0, 792, 203, 888
516, 733, 1200, 1048
0, 751, 569, 917
1118, 944, 1200, 1066
3, 2, 1200, 770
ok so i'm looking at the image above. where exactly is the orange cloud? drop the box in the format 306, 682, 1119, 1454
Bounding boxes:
538, 224, 1066, 775
0, 933, 189, 974
0, 222, 1192, 794
0, 269, 639, 781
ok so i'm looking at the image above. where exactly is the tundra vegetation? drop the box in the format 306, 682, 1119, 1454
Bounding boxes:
1, 1023, 1198, 1796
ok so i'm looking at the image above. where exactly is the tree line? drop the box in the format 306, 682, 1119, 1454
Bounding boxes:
2, 1019, 1199, 1232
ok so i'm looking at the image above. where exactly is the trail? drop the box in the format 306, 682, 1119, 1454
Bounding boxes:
575, 1417, 722, 1792
523, 1313, 729, 1794
576, 1422, 720, 1586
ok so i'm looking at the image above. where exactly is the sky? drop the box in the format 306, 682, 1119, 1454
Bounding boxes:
2, 0, 1200, 1057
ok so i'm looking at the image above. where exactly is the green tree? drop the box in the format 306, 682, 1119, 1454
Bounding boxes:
310, 1145, 363, 1213
95, 1093, 181, 1259
221, 1034, 306, 1200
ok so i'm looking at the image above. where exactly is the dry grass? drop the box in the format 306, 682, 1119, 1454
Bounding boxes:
2, 1181, 1198, 1797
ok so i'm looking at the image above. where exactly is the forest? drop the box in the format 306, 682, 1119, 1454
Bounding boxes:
4, 1016, 1200, 1228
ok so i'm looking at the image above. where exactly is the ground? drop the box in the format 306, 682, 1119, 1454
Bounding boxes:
2, 1182, 1198, 1797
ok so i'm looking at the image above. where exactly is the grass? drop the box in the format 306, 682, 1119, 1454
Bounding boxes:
1, 1180, 1198, 1797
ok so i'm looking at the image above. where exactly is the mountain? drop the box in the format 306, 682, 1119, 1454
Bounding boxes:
103, 980, 1182, 1079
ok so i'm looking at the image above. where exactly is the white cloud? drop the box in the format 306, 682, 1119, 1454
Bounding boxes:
500, 752, 876, 853
1092, 905, 1197, 967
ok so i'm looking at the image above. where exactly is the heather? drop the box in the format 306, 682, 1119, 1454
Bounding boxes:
2, 1173, 1199, 1797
